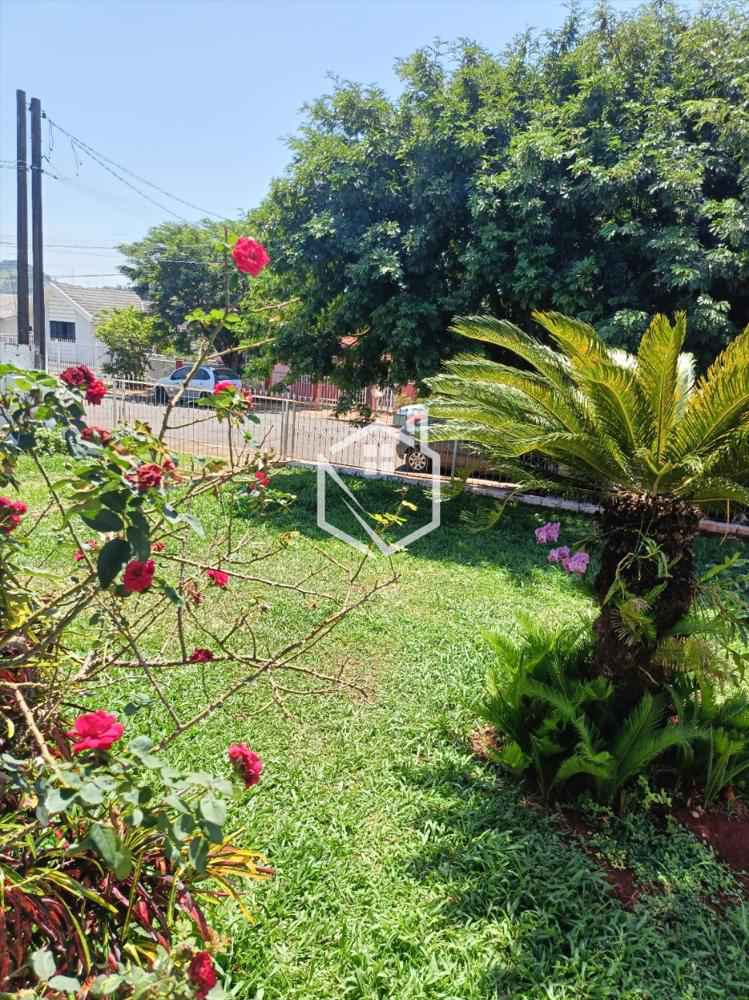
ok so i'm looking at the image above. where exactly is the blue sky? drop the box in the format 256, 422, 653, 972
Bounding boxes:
1, 0, 656, 285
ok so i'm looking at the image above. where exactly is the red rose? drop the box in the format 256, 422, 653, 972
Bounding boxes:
189, 648, 214, 663
205, 568, 230, 589
66, 709, 124, 752
162, 457, 176, 473
188, 951, 217, 1000
228, 742, 263, 788
81, 426, 112, 446
151, 541, 166, 553
231, 237, 270, 277
129, 463, 163, 492
60, 364, 95, 388
0, 496, 27, 534
213, 380, 236, 395
254, 470, 270, 490
85, 379, 107, 405
123, 559, 155, 594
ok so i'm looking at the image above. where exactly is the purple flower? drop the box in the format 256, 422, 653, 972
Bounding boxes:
561, 551, 590, 575
534, 521, 561, 545
548, 546, 571, 564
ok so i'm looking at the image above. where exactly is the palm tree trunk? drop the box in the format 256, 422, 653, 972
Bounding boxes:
592, 492, 701, 693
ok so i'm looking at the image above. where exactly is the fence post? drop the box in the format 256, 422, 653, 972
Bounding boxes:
450, 440, 458, 479
288, 401, 297, 460
279, 398, 289, 460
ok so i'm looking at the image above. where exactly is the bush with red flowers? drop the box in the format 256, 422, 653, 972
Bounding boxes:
0, 296, 394, 992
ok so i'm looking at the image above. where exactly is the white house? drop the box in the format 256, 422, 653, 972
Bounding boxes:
0, 283, 146, 371
44, 283, 146, 371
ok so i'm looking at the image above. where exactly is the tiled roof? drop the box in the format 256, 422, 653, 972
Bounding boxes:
51, 282, 145, 318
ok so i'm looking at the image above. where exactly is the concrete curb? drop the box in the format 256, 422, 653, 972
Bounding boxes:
286, 459, 749, 541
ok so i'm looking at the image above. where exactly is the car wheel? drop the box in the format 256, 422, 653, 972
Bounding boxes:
406, 448, 431, 473
155, 387, 168, 405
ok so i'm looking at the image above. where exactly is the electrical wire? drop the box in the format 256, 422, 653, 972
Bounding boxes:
46, 117, 228, 222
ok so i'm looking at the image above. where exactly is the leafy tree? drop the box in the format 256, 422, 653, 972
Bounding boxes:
97, 306, 158, 381
425, 310, 749, 690
259, 2, 749, 386
118, 221, 282, 365
118, 222, 229, 345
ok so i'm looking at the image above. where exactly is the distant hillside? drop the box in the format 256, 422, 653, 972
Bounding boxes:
0, 260, 50, 293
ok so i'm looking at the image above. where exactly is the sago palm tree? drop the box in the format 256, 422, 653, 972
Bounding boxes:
425, 311, 749, 687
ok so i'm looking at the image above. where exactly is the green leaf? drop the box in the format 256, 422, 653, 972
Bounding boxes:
79, 781, 105, 806
82, 507, 124, 533
163, 503, 179, 523
31, 948, 56, 981
158, 581, 184, 607
128, 734, 153, 752
100, 490, 128, 512
87, 823, 133, 878
44, 786, 77, 814
189, 835, 209, 874
199, 793, 226, 827
127, 510, 151, 560
90, 974, 124, 996
97, 538, 132, 588
180, 512, 205, 537
48, 975, 82, 992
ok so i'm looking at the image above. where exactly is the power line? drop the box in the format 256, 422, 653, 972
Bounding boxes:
0, 241, 223, 266
46, 117, 228, 222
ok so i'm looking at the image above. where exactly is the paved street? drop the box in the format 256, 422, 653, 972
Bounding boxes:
87, 390, 402, 473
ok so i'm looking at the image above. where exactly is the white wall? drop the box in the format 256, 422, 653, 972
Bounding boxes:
45, 287, 107, 370
0, 339, 34, 369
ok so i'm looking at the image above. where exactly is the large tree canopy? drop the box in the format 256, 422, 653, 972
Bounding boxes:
260, 1, 749, 387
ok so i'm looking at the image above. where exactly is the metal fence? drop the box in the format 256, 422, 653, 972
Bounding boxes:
81, 377, 423, 476
75, 375, 498, 483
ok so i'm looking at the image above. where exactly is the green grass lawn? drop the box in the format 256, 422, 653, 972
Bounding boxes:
19, 462, 749, 999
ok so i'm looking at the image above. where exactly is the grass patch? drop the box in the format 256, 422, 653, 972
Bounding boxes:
18, 462, 749, 998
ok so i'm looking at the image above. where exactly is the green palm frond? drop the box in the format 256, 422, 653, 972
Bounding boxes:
449, 315, 572, 392
425, 311, 749, 506
670, 324, 749, 459
635, 313, 687, 462
531, 311, 609, 366
609, 693, 695, 792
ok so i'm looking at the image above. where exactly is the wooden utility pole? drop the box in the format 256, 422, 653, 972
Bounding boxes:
15, 89, 30, 345
30, 96, 45, 370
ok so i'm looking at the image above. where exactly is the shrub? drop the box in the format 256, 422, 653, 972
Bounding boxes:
480, 618, 701, 810
0, 271, 395, 989
97, 307, 159, 383
481, 520, 749, 810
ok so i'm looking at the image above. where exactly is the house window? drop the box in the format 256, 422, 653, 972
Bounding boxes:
50, 321, 76, 342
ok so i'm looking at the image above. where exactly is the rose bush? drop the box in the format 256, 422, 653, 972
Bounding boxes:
0, 331, 394, 990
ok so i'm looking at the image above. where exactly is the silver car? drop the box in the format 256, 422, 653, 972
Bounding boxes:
154, 365, 242, 404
